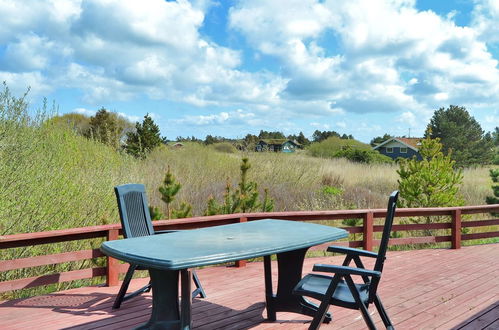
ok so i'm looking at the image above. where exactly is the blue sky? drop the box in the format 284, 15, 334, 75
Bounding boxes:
1, 0, 498, 142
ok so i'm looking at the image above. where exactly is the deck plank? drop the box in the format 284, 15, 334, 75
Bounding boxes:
1, 244, 498, 329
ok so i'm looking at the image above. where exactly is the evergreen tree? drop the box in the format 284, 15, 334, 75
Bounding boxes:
426, 105, 494, 166
125, 113, 162, 158
258, 130, 286, 139
204, 158, 274, 215
370, 133, 393, 147
86, 108, 120, 148
397, 133, 464, 225
486, 169, 499, 216
158, 166, 181, 219
312, 130, 341, 142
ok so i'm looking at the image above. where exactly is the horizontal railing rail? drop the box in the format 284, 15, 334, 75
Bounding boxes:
1, 204, 498, 295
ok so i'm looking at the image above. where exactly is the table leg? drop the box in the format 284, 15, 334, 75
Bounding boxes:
135, 269, 183, 330
263, 248, 332, 323
180, 269, 192, 329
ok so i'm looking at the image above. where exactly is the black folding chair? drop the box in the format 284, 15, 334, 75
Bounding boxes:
293, 191, 399, 330
112, 183, 206, 309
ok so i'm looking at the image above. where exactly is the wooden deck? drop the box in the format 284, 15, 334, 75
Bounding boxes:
1, 244, 498, 329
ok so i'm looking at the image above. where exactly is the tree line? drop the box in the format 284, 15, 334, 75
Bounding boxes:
53, 104, 498, 166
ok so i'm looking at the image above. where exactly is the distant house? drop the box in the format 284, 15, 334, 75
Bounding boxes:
373, 137, 422, 160
170, 142, 184, 148
255, 139, 300, 153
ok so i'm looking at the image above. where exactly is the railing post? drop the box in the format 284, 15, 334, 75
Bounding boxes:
451, 209, 462, 249
235, 217, 248, 268
363, 212, 374, 251
106, 229, 119, 286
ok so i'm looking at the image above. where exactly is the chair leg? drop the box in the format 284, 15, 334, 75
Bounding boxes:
113, 264, 137, 309
344, 276, 376, 330
374, 294, 393, 328
191, 269, 206, 299
308, 275, 341, 330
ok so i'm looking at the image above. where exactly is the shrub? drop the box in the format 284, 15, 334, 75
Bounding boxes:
307, 136, 391, 163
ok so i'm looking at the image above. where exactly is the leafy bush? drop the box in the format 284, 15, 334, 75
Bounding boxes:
307, 136, 391, 163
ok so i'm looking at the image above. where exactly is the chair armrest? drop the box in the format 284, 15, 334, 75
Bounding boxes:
312, 264, 381, 278
154, 230, 179, 234
327, 246, 378, 258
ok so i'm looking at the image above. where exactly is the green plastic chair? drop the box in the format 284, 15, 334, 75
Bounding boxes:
112, 183, 206, 309
293, 191, 399, 330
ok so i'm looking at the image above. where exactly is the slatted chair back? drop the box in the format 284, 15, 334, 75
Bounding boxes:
368, 190, 399, 302
114, 184, 155, 239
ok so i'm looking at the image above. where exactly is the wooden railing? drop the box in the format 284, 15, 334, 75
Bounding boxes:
1, 204, 498, 294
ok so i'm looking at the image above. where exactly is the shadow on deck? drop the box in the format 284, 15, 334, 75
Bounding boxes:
1, 244, 498, 329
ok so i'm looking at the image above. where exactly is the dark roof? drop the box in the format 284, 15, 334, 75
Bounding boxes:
259, 139, 300, 146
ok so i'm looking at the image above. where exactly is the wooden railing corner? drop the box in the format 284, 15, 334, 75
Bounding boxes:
451, 209, 462, 249
106, 228, 120, 286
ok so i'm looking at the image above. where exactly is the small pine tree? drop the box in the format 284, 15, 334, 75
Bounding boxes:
486, 169, 499, 216
261, 188, 274, 212
397, 133, 464, 228
237, 158, 260, 213
159, 166, 181, 219
172, 201, 193, 219
148, 206, 164, 220
204, 158, 274, 215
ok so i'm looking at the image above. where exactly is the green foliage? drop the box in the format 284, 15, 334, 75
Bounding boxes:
492, 127, 499, 146
308, 136, 391, 163
148, 206, 164, 220
258, 130, 286, 139
158, 166, 182, 219
426, 105, 494, 166
125, 114, 162, 158
1, 83, 139, 299
335, 146, 392, 164
172, 202, 193, 219
85, 108, 132, 150
261, 188, 274, 212
486, 169, 499, 216
370, 133, 393, 147
204, 158, 274, 215
322, 185, 343, 196
287, 131, 310, 145
397, 135, 464, 209
397, 135, 464, 233
312, 130, 353, 142
48, 113, 91, 136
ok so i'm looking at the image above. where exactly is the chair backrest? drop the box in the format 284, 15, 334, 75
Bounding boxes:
369, 190, 399, 302
114, 184, 155, 238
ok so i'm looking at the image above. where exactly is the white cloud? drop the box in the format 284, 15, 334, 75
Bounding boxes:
174, 109, 258, 126
0, 0, 498, 136
336, 121, 347, 129
73, 107, 95, 116
0, 0, 285, 108
310, 122, 331, 130
229, 0, 499, 116
472, 0, 499, 43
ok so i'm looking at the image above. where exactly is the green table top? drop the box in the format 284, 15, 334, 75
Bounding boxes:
101, 219, 348, 270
